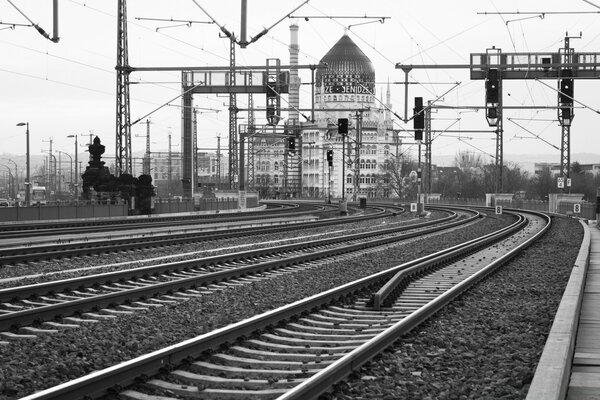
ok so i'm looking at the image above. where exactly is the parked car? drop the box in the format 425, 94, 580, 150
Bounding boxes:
0, 198, 10, 207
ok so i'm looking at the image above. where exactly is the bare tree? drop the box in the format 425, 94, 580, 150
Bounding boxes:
379, 156, 417, 199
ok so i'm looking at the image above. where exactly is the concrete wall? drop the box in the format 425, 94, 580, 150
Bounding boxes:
0, 203, 128, 222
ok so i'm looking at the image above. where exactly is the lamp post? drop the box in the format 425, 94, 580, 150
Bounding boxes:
67, 135, 78, 199
16, 122, 30, 206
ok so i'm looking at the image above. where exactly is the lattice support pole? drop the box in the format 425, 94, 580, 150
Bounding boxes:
116, 0, 131, 176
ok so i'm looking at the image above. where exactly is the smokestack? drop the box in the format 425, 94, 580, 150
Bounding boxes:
289, 23, 300, 124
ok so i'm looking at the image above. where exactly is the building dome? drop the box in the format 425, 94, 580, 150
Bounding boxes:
316, 34, 375, 101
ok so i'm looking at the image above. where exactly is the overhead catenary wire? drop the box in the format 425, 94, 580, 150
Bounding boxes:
507, 118, 559, 150
535, 78, 600, 114
457, 137, 496, 160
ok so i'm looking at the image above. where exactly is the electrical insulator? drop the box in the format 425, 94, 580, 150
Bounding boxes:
338, 118, 348, 134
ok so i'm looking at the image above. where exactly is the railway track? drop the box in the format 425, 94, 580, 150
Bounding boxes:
16, 208, 549, 400
0, 203, 392, 265
0, 206, 475, 333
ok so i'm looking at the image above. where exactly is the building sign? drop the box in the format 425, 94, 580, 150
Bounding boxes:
321, 73, 375, 95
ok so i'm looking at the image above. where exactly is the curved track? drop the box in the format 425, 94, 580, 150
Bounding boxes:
0, 207, 474, 332
16, 209, 550, 400
0, 203, 393, 265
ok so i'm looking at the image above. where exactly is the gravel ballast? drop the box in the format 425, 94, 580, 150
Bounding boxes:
0, 214, 576, 399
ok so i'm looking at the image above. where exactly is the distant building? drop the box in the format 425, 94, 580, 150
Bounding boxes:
148, 151, 182, 197
246, 30, 397, 199
534, 162, 560, 176
577, 163, 600, 175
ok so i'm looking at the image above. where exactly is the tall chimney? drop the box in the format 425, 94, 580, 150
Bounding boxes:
289, 23, 300, 124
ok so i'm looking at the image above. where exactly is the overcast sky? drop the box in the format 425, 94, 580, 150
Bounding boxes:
2, 0, 600, 169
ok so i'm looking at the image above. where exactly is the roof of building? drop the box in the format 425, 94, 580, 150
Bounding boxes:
316, 34, 375, 82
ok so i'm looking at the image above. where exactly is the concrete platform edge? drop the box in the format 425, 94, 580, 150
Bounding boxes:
526, 219, 590, 400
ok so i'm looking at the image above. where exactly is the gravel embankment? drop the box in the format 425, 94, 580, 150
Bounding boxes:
329, 216, 583, 400
0, 214, 510, 399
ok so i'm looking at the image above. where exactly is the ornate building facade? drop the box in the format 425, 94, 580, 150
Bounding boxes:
250, 30, 398, 200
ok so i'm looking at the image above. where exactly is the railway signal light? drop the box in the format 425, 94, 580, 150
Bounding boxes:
338, 118, 348, 135
287, 137, 296, 153
558, 70, 574, 126
485, 69, 500, 127
413, 97, 424, 141
326, 149, 333, 166
559, 78, 574, 103
485, 69, 500, 104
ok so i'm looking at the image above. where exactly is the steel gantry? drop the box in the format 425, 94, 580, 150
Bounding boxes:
115, 0, 312, 199
228, 38, 238, 191
351, 111, 363, 201
397, 35, 600, 192
116, 0, 132, 176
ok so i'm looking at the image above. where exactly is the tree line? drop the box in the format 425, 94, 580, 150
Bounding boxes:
379, 150, 600, 201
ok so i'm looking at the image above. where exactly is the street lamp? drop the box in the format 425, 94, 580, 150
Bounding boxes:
16, 122, 30, 206
67, 135, 78, 199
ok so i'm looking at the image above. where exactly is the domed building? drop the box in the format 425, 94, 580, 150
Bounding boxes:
315, 34, 376, 106
300, 33, 395, 200
250, 29, 397, 200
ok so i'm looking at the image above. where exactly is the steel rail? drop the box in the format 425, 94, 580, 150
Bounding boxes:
0, 208, 472, 331
279, 210, 551, 400
15, 207, 520, 400
372, 211, 527, 309
0, 207, 455, 302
